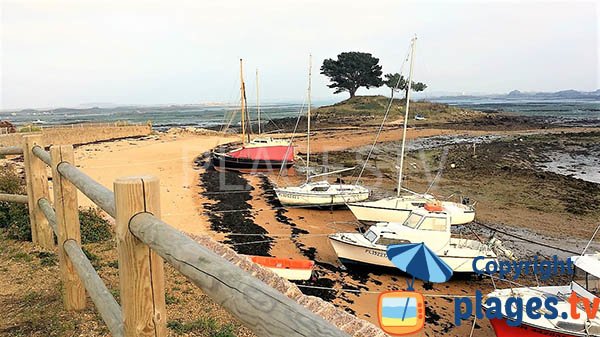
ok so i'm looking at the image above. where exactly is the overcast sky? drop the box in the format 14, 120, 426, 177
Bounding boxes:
1, 0, 598, 109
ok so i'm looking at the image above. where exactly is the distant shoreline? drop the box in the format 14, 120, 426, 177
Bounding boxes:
1, 96, 598, 131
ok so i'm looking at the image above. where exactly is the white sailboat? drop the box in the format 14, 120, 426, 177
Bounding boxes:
329, 206, 501, 273
274, 55, 370, 207
485, 253, 600, 337
347, 36, 475, 225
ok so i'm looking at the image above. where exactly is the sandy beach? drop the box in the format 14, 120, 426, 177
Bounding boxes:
74, 132, 237, 235
68, 124, 600, 337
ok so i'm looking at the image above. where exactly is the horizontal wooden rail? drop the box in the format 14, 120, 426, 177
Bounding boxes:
38, 198, 58, 234
0, 193, 29, 203
129, 212, 350, 337
63, 241, 124, 337
0, 146, 24, 155
37, 197, 124, 337
57, 162, 116, 217
32, 145, 51, 166
10, 145, 353, 337
30, 145, 116, 217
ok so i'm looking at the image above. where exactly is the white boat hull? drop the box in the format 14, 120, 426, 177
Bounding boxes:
263, 266, 313, 281
329, 235, 493, 273
348, 197, 475, 225
274, 182, 370, 206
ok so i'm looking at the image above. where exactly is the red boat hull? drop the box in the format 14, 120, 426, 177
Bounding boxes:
490, 318, 577, 337
229, 145, 295, 162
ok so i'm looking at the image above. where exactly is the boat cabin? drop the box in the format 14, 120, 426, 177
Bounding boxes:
362, 209, 452, 251
247, 137, 291, 148
250, 137, 273, 144
571, 254, 600, 300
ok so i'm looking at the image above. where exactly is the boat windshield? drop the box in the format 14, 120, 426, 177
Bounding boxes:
311, 186, 330, 192
574, 267, 600, 297
363, 230, 378, 243
403, 213, 424, 229
417, 217, 447, 231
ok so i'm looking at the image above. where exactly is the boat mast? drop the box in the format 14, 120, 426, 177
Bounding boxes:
306, 54, 312, 182
397, 36, 416, 197
256, 68, 261, 135
239, 59, 250, 144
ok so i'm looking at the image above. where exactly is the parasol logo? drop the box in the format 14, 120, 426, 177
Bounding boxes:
377, 243, 453, 335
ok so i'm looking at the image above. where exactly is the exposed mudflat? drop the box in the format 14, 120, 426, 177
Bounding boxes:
196, 128, 600, 337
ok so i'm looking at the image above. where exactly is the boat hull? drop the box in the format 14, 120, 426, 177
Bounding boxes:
212, 152, 294, 171
489, 318, 579, 337
348, 198, 475, 225
329, 235, 492, 273
347, 201, 412, 225
274, 189, 369, 207
249, 255, 314, 281
228, 145, 295, 162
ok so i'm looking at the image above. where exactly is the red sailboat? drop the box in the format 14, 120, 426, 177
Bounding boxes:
212, 59, 295, 171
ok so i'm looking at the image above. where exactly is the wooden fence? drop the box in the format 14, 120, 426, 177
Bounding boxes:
0, 135, 350, 337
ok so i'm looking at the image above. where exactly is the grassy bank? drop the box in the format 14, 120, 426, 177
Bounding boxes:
313, 95, 484, 125
263, 95, 550, 132
0, 165, 253, 337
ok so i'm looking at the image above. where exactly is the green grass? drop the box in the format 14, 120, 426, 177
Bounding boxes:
18, 125, 42, 133
313, 95, 483, 124
36, 251, 58, 267
82, 246, 102, 270
79, 207, 113, 244
11, 251, 33, 263
165, 293, 179, 305
167, 318, 236, 337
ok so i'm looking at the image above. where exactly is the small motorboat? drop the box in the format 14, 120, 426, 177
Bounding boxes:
485, 253, 600, 337
249, 256, 314, 281
329, 207, 500, 273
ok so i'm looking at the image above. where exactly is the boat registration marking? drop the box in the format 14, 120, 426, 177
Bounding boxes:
365, 249, 386, 258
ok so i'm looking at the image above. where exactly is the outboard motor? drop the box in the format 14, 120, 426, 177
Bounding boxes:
489, 237, 515, 261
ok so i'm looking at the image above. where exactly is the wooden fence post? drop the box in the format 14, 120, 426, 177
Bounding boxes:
114, 176, 166, 337
22, 135, 54, 249
50, 145, 86, 310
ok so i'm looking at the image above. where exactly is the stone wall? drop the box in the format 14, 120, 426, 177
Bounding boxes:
0, 125, 152, 147
190, 234, 389, 337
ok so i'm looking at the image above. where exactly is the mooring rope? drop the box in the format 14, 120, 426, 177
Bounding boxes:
294, 284, 476, 298
474, 222, 582, 255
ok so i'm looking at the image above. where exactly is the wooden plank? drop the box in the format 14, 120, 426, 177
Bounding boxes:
22, 135, 54, 249
51, 145, 86, 310
0, 193, 28, 203
129, 213, 350, 337
114, 176, 166, 337
0, 146, 24, 155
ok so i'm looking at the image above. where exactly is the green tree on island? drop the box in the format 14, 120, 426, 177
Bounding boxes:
384, 73, 427, 99
320, 52, 383, 98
